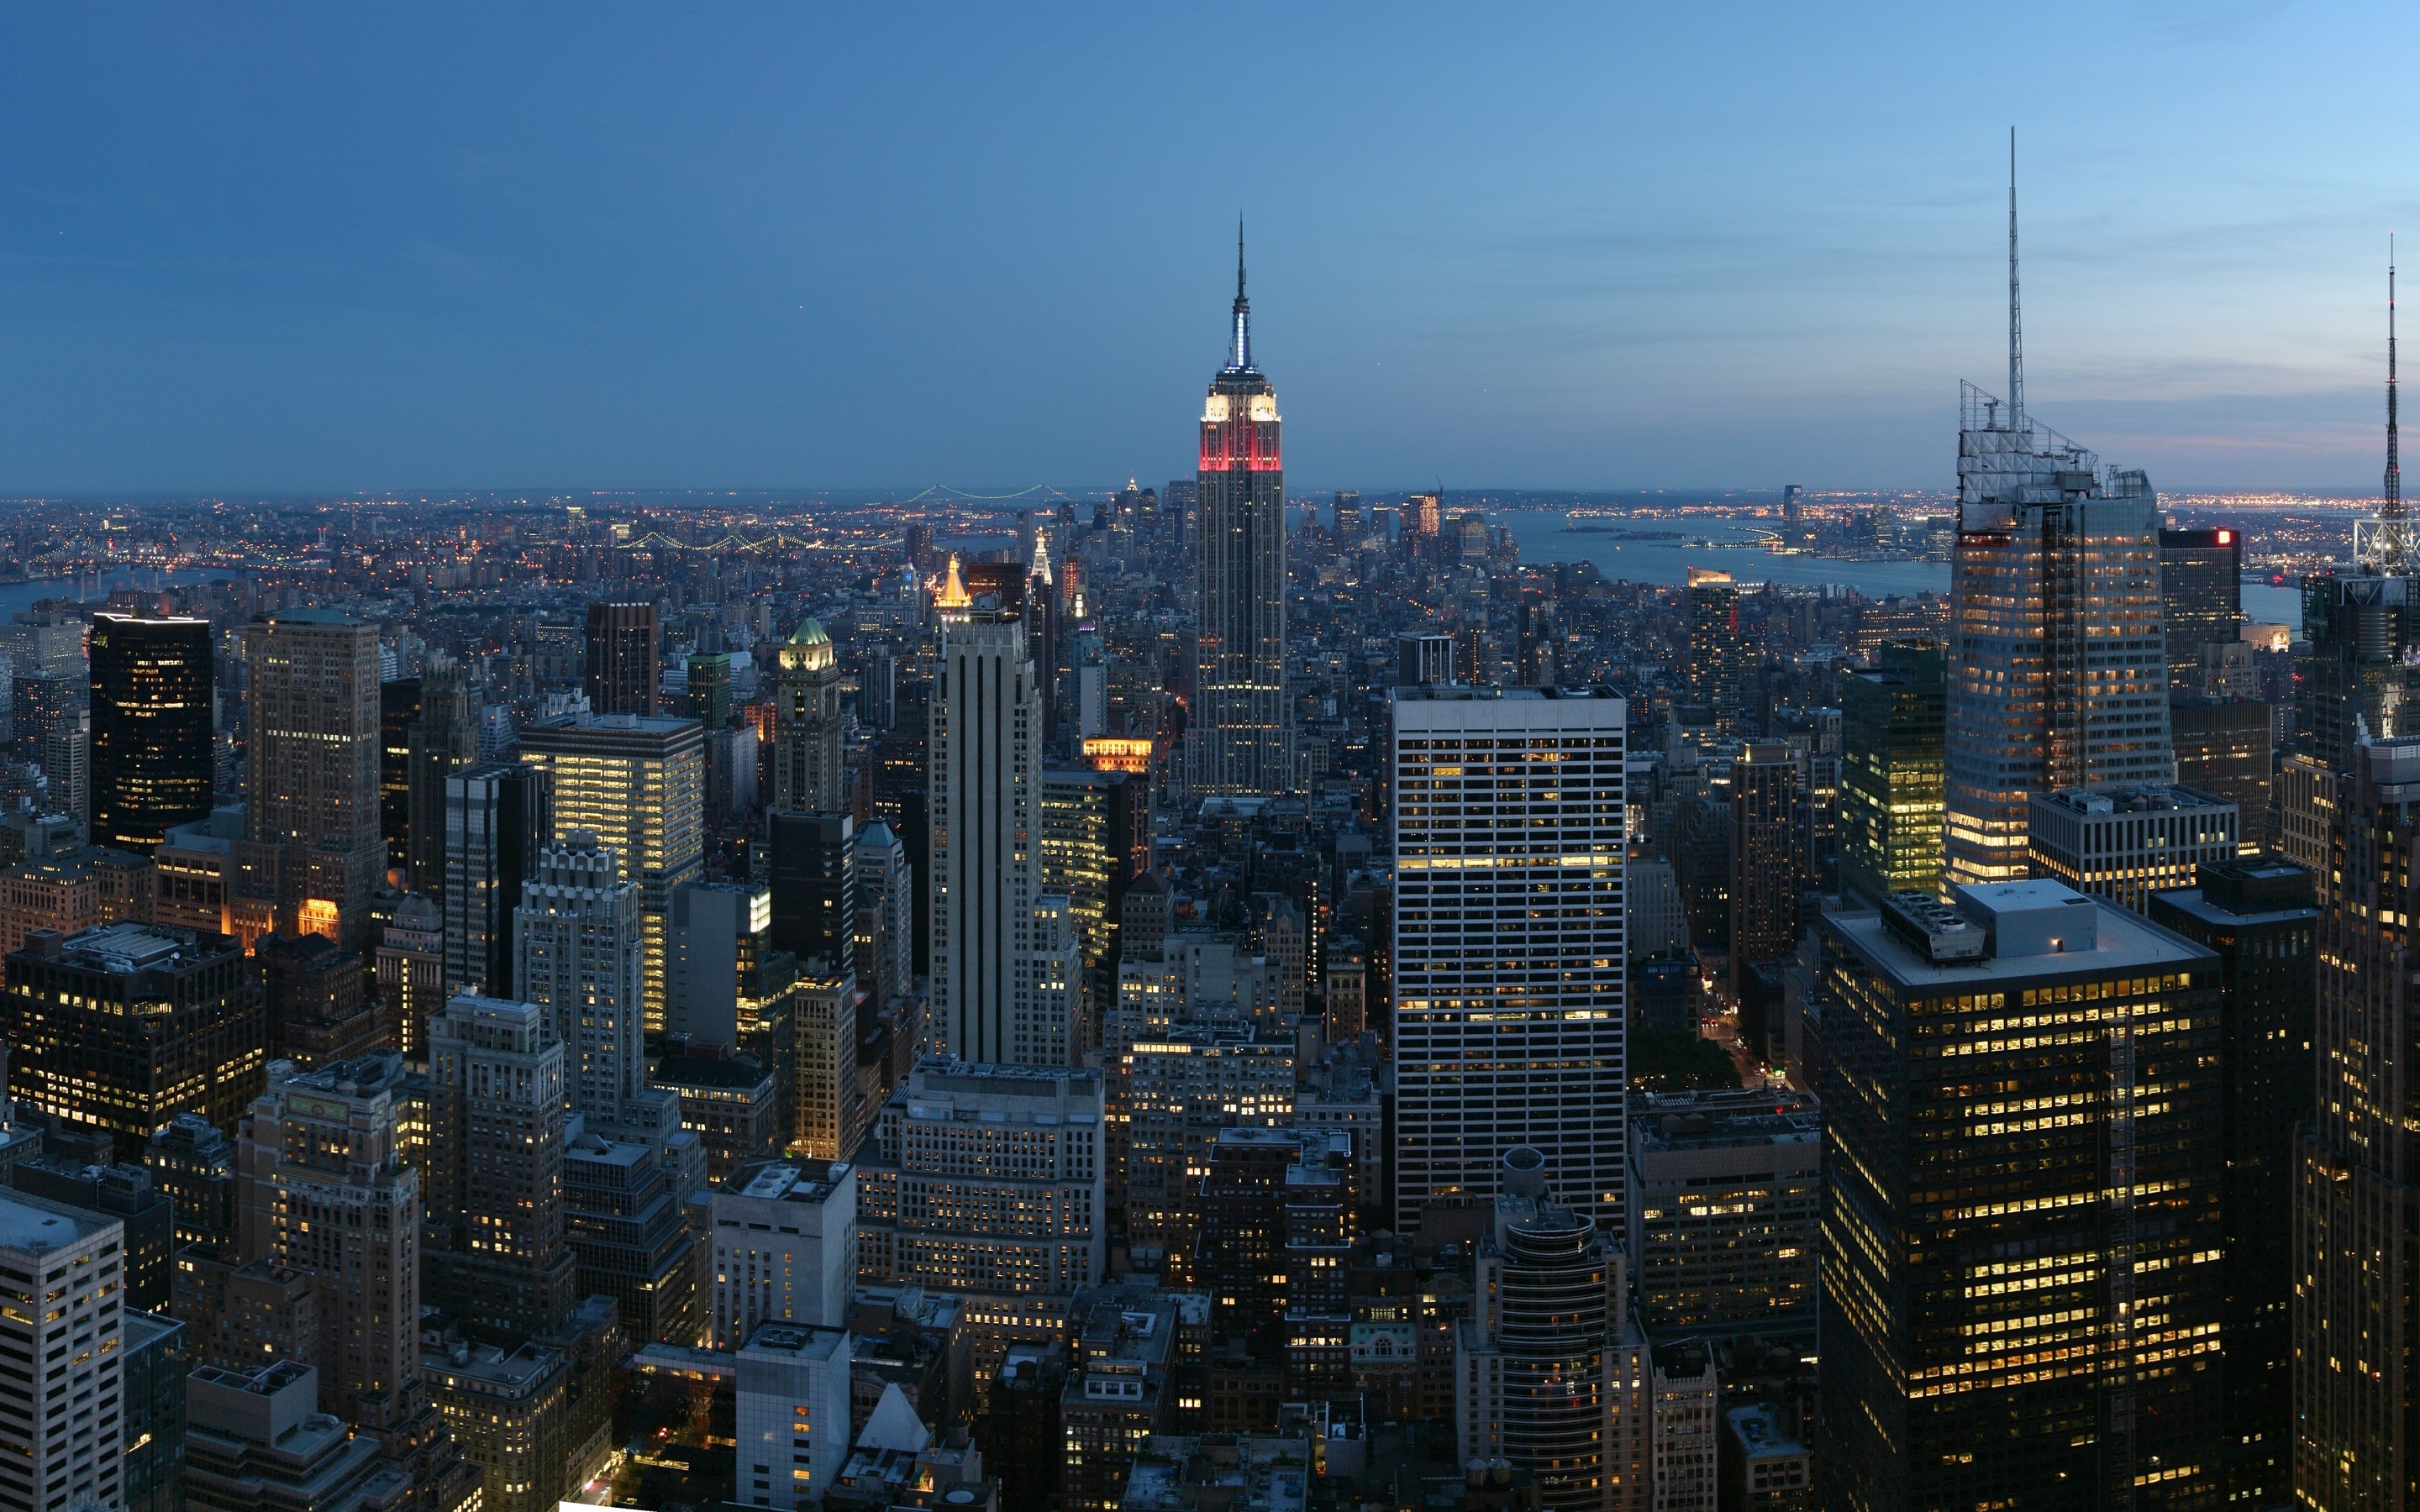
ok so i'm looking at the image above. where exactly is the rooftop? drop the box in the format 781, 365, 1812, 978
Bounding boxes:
0, 1189, 113, 1256
1828, 880, 2212, 987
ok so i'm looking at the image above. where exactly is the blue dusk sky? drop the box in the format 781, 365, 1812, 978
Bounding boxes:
0, 3, 2412, 496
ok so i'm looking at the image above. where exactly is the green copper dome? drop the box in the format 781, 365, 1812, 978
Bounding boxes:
790, 618, 830, 646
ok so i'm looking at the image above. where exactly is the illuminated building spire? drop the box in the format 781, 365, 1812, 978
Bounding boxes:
935, 554, 972, 614
1228, 217, 1253, 372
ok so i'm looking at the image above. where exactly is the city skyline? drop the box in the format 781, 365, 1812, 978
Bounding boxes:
3, 6, 2418, 494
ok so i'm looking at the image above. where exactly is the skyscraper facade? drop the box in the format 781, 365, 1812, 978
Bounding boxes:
773, 619, 845, 813
1390, 685, 1626, 1232
1727, 741, 1802, 991
514, 833, 648, 1133
1944, 393, 2172, 885
442, 759, 550, 999
242, 609, 387, 944
929, 573, 1055, 1063
87, 612, 213, 854
424, 992, 577, 1339
2147, 858, 2316, 1509
2294, 732, 2420, 1509
405, 650, 479, 899
518, 712, 705, 1030
1818, 883, 2223, 1510
1685, 568, 1747, 736
1189, 232, 1292, 797
583, 601, 660, 717
1836, 641, 1945, 906
2159, 527, 2243, 689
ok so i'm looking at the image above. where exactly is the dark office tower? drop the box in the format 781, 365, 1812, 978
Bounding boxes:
1333, 490, 1361, 537
88, 613, 213, 853
257, 931, 387, 1068
770, 811, 855, 973
242, 609, 386, 946
1728, 742, 1802, 998
2295, 732, 2420, 1509
2147, 858, 2317, 1509
1818, 883, 2223, 1511
687, 650, 733, 729
441, 759, 548, 999
10, 669, 86, 757
1838, 643, 1947, 907
2170, 697, 2271, 851
583, 600, 660, 717
404, 651, 476, 899
424, 993, 577, 1340
1686, 568, 1747, 735
1189, 226, 1292, 797
872, 678, 931, 976
1395, 632, 1455, 688
3, 922, 263, 1162
2160, 528, 2244, 690
379, 676, 421, 861
1781, 482, 1803, 524
774, 620, 845, 813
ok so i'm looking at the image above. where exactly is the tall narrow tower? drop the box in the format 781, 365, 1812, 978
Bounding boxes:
1941, 157, 2171, 885
774, 619, 845, 813
1189, 224, 1292, 797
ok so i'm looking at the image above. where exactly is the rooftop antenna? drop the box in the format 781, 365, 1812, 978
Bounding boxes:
2008, 127, 2024, 432
1229, 216, 1252, 370
2388, 234, 2403, 568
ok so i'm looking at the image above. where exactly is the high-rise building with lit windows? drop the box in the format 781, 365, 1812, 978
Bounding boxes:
1837, 641, 1945, 906
1189, 228, 1292, 797
1942, 187, 2174, 885
1685, 568, 1747, 736
1816, 881, 2223, 1510
774, 619, 845, 814
1389, 685, 1626, 1233
241, 609, 387, 945
518, 712, 705, 1030
583, 600, 659, 717
88, 612, 213, 854
2294, 732, 2420, 1509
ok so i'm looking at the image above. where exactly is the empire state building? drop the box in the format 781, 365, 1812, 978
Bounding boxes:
1189, 227, 1293, 796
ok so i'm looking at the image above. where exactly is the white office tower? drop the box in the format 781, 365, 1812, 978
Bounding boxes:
708, 1159, 857, 1349
1074, 627, 1109, 739
1391, 686, 1627, 1231
930, 574, 1063, 1064
1942, 171, 2172, 885
735, 1320, 852, 1510
855, 1058, 1104, 1294
1456, 1148, 1649, 1512
0, 1191, 127, 1511
515, 831, 671, 1142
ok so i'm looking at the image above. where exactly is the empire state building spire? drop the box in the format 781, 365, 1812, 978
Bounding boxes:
2386, 239, 2402, 559
1228, 218, 1253, 371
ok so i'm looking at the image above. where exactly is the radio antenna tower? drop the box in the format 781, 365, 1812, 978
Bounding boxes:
2008, 128, 2024, 431
2387, 236, 2402, 565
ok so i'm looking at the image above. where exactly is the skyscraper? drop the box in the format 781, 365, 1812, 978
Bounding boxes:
405, 651, 478, 899
424, 992, 577, 1339
514, 832, 648, 1135
1189, 226, 1292, 797
929, 570, 1057, 1063
1942, 176, 2171, 885
88, 612, 213, 853
583, 600, 659, 717
2147, 858, 2317, 1509
381, 675, 422, 861
1455, 1147, 1649, 1512
241, 609, 387, 944
1727, 741, 1802, 993
768, 811, 855, 973
518, 711, 706, 1030
1837, 641, 1945, 906
1818, 883, 2223, 1510
1685, 568, 1747, 736
0, 1189, 129, 1511
2294, 732, 2420, 1507
1390, 685, 1626, 1232
774, 619, 845, 813
442, 759, 550, 999
2159, 527, 2244, 689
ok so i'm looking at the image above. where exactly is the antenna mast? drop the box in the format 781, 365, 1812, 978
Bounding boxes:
2388, 236, 2404, 569
2008, 128, 2024, 431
